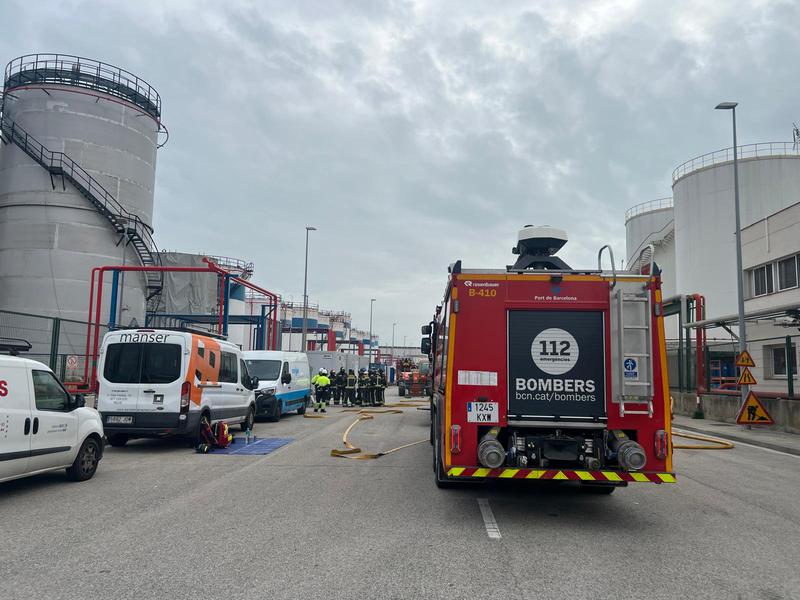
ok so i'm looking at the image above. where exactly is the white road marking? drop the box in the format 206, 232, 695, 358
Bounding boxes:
477, 498, 501, 539
673, 428, 800, 459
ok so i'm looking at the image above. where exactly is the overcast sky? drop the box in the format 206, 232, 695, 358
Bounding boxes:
2, 0, 799, 346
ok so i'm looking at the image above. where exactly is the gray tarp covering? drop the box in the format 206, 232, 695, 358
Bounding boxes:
158, 253, 218, 315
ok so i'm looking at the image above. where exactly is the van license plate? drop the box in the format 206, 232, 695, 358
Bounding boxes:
107, 415, 133, 425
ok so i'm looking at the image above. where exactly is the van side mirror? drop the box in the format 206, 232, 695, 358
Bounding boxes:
249, 376, 259, 390
420, 338, 431, 355
73, 394, 86, 409
281, 373, 292, 384
421, 324, 432, 335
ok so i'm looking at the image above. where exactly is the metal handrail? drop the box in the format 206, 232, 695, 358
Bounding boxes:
624, 197, 673, 223
597, 245, 617, 288
4, 53, 161, 119
672, 142, 800, 183
204, 254, 255, 278
0, 116, 161, 278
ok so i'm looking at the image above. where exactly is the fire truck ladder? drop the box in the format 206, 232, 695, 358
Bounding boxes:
0, 115, 163, 307
616, 287, 654, 417
615, 246, 658, 419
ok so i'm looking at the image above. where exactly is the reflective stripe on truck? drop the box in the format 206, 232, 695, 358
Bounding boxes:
446, 466, 676, 483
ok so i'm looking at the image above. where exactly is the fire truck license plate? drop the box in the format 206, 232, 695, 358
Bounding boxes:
467, 401, 499, 423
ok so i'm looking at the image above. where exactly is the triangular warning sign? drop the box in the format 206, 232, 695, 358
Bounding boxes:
737, 367, 757, 386
736, 392, 774, 425
735, 350, 756, 368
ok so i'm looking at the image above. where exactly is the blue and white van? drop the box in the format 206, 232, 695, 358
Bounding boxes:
242, 351, 311, 421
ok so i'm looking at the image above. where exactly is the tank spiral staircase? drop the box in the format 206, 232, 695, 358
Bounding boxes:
0, 115, 164, 311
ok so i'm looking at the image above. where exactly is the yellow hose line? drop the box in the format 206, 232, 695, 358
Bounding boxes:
331, 407, 427, 459
672, 431, 734, 450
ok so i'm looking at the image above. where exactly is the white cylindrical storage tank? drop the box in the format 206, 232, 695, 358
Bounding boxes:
227, 282, 246, 347
624, 198, 676, 300
0, 54, 162, 324
672, 144, 800, 318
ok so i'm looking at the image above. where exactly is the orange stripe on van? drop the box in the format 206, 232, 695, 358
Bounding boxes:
186, 335, 221, 405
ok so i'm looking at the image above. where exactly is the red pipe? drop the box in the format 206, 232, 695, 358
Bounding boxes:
91, 269, 105, 388
82, 268, 99, 384
80, 260, 281, 388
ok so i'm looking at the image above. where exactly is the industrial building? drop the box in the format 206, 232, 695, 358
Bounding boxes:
626, 141, 800, 396
0, 53, 381, 379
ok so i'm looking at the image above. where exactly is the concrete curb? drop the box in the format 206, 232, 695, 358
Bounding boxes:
674, 422, 800, 457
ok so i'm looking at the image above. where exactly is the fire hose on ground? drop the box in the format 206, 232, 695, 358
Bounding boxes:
327, 398, 734, 460
330, 401, 429, 459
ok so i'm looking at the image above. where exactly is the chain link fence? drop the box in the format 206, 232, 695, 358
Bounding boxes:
0, 309, 108, 387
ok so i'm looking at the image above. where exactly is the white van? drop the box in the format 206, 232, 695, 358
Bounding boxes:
242, 351, 311, 421
0, 354, 104, 484
97, 329, 257, 446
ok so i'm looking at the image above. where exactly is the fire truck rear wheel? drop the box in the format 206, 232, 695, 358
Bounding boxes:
433, 420, 458, 488
580, 483, 617, 495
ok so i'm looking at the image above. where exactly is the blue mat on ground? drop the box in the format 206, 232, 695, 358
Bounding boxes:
211, 437, 293, 455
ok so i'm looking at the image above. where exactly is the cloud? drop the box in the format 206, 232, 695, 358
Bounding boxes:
1, 0, 799, 344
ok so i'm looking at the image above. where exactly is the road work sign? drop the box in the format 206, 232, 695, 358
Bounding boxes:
735, 350, 756, 368
737, 368, 757, 386
736, 392, 774, 425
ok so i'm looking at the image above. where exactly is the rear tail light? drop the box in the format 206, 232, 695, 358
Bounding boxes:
450, 424, 461, 454
180, 381, 191, 412
655, 429, 668, 460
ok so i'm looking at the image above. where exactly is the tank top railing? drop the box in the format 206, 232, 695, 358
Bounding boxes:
0, 115, 163, 296
672, 142, 800, 183
4, 54, 161, 120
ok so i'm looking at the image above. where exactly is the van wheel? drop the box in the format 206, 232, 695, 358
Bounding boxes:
240, 406, 255, 432
268, 400, 282, 423
193, 413, 211, 447
107, 434, 129, 447
66, 437, 101, 482
297, 397, 307, 415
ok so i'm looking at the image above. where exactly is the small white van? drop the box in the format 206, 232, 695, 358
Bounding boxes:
0, 354, 104, 484
242, 351, 311, 421
97, 329, 257, 446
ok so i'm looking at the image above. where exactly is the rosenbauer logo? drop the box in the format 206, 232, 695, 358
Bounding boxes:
463, 281, 500, 288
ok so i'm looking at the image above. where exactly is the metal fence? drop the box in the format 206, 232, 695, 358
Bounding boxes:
0, 309, 107, 386
668, 333, 800, 399
672, 142, 800, 183
624, 197, 673, 223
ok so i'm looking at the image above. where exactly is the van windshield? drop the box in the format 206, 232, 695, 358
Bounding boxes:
104, 343, 182, 384
245, 359, 282, 381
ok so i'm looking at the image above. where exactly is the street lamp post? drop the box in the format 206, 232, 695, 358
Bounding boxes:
368, 299, 376, 364
301, 226, 316, 353
392, 322, 397, 357
716, 102, 748, 411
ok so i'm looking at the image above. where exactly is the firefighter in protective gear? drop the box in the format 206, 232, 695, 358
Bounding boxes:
345, 369, 357, 407
368, 369, 379, 406
311, 368, 331, 413
335, 368, 346, 405
375, 369, 387, 406
357, 369, 370, 406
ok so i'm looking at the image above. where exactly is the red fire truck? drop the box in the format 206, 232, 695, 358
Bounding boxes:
422, 226, 674, 492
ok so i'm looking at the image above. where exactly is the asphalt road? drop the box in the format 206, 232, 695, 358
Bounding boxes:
1, 388, 798, 600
